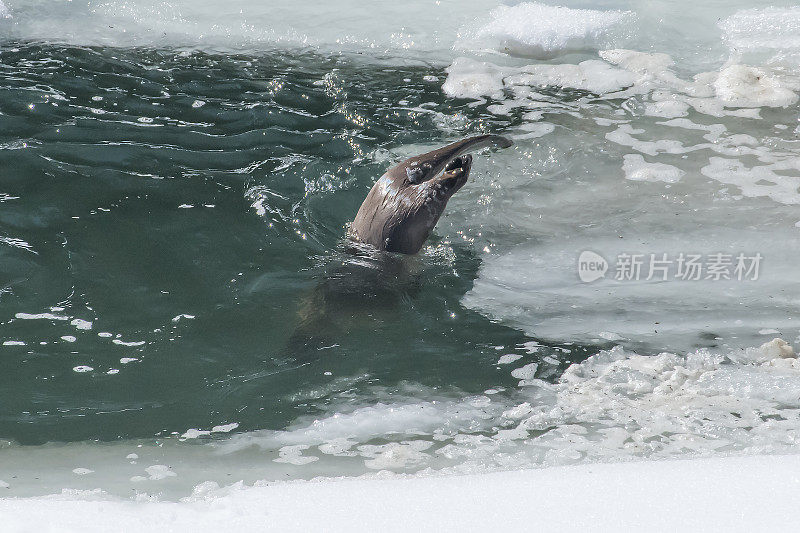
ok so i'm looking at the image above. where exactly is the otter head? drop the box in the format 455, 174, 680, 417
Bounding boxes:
348, 134, 512, 254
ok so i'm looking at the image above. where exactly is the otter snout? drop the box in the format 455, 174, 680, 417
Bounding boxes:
439, 154, 472, 191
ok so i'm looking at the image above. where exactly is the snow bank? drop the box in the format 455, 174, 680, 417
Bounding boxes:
2, 454, 800, 532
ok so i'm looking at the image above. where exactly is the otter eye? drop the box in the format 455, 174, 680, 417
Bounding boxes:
406, 163, 432, 184
406, 166, 425, 184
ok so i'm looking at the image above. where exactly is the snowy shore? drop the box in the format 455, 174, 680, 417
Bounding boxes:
3, 454, 798, 532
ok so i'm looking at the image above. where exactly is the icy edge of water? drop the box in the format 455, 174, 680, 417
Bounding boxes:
2, 454, 800, 532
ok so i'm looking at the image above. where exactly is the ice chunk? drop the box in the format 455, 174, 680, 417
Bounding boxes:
511, 363, 539, 380
459, 3, 634, 59
506, 60, 637, 94
712, 64, 798, 108
720, 8, 800, 65
442, 57, 506, 99
497, 354, 522, 365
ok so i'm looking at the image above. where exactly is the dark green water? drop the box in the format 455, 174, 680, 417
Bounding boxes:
0, 45, 595, 446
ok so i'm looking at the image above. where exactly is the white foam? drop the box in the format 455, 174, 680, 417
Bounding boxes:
622, 154, 684, 183
457, 2, 633, 59
0, 1, 9, 19
144, 465, 176, 481
71, 319, 93, 330
220, 395, 497, 455
644, 99, 689, 118
112, 339, 145, 347
15, 312, 69, 321
317, 438, 358, 456
606, 124, 688, 156
211, 423, 239, 433
443, 56, 637, 100
0, 236, 33, 253
274, 445, 318, 465
181, 423, 239, 440
609, 50, 798, 110
509, 60, 637, 94
701, 157, 800, 205
181, 429, 211, 440
514, 122, 555, 140
361, 440, 432, 470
